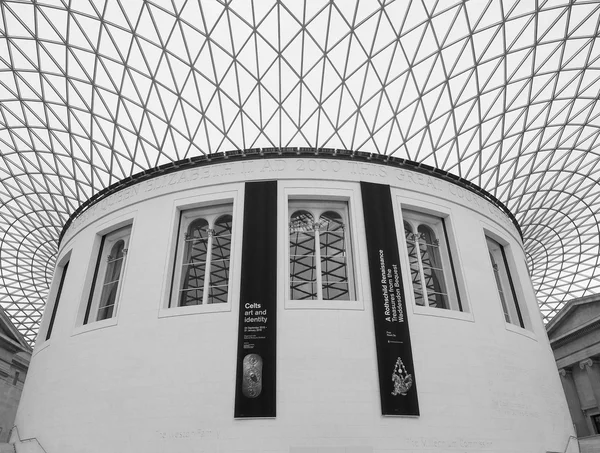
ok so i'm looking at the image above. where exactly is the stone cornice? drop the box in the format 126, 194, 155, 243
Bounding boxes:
549, 316, 600, 350
58, 149, 522, 246
546, 294, 600, 335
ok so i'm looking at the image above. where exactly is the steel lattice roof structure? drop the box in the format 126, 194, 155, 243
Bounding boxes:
1, 0, 600, 344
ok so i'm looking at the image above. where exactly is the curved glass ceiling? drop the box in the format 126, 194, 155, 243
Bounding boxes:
1, 0, 599, 344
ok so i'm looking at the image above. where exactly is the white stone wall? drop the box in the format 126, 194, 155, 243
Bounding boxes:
17, 159, 576, 453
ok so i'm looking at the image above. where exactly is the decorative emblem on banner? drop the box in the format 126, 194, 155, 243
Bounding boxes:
242, 353, 263, 398
391, 357, 413, 396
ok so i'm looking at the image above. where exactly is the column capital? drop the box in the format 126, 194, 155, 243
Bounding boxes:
559, 368, 572, 378
580, 358, 595, 370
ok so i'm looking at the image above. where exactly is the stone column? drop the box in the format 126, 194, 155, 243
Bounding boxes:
580, 359, 600, 407
580, 358, 600, 434
560, 368, 589, 437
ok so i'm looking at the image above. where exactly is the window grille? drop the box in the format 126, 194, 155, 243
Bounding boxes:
402, 210, 461, 311
172, 206, 233, 307
289, 202, 352, 301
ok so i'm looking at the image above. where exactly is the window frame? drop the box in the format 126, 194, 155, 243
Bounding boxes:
46, 260, 69, 341
288, 199, 355, 302
591, 413, 600, 435
159, 188, 243, 318
37, 250, 72, 345
169, 203, 234, 308
280, 183, 366, 311
483, 228, 531, 332
401, 209, 462, 312
84, 224, 132, 325
72, 214, 136, 336
394, 196, 472, 322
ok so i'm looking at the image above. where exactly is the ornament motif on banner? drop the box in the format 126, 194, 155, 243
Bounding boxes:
242, 354, 263, 398
391, 357, 413, 396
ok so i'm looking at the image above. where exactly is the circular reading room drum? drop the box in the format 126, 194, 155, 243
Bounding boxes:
16, 152, 576, 453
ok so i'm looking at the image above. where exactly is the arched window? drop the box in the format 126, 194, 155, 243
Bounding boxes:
45, 257, 70, 340
319, 211, 350, 300
289, 201, 352, 301
97, 240, 126, 320
403, 210, 461, 311
179, 218, 210, 306
488, 250, 510, 323
85, 225, 132, 324
417, 224, 448, 309
290, 211, 317, 299
486, 236, 524, 327
209, 214, 233, 304
171, 205, 233, 307
404, 221, 424, 306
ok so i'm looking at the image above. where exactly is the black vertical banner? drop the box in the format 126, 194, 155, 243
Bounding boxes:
234, 181, 277, 418
361, 182, 419, 416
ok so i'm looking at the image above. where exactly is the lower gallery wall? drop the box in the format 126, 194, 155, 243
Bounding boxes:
15, 156, 576, 453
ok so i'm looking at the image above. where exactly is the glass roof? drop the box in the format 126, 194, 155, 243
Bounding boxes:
1, 0, 599, 344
